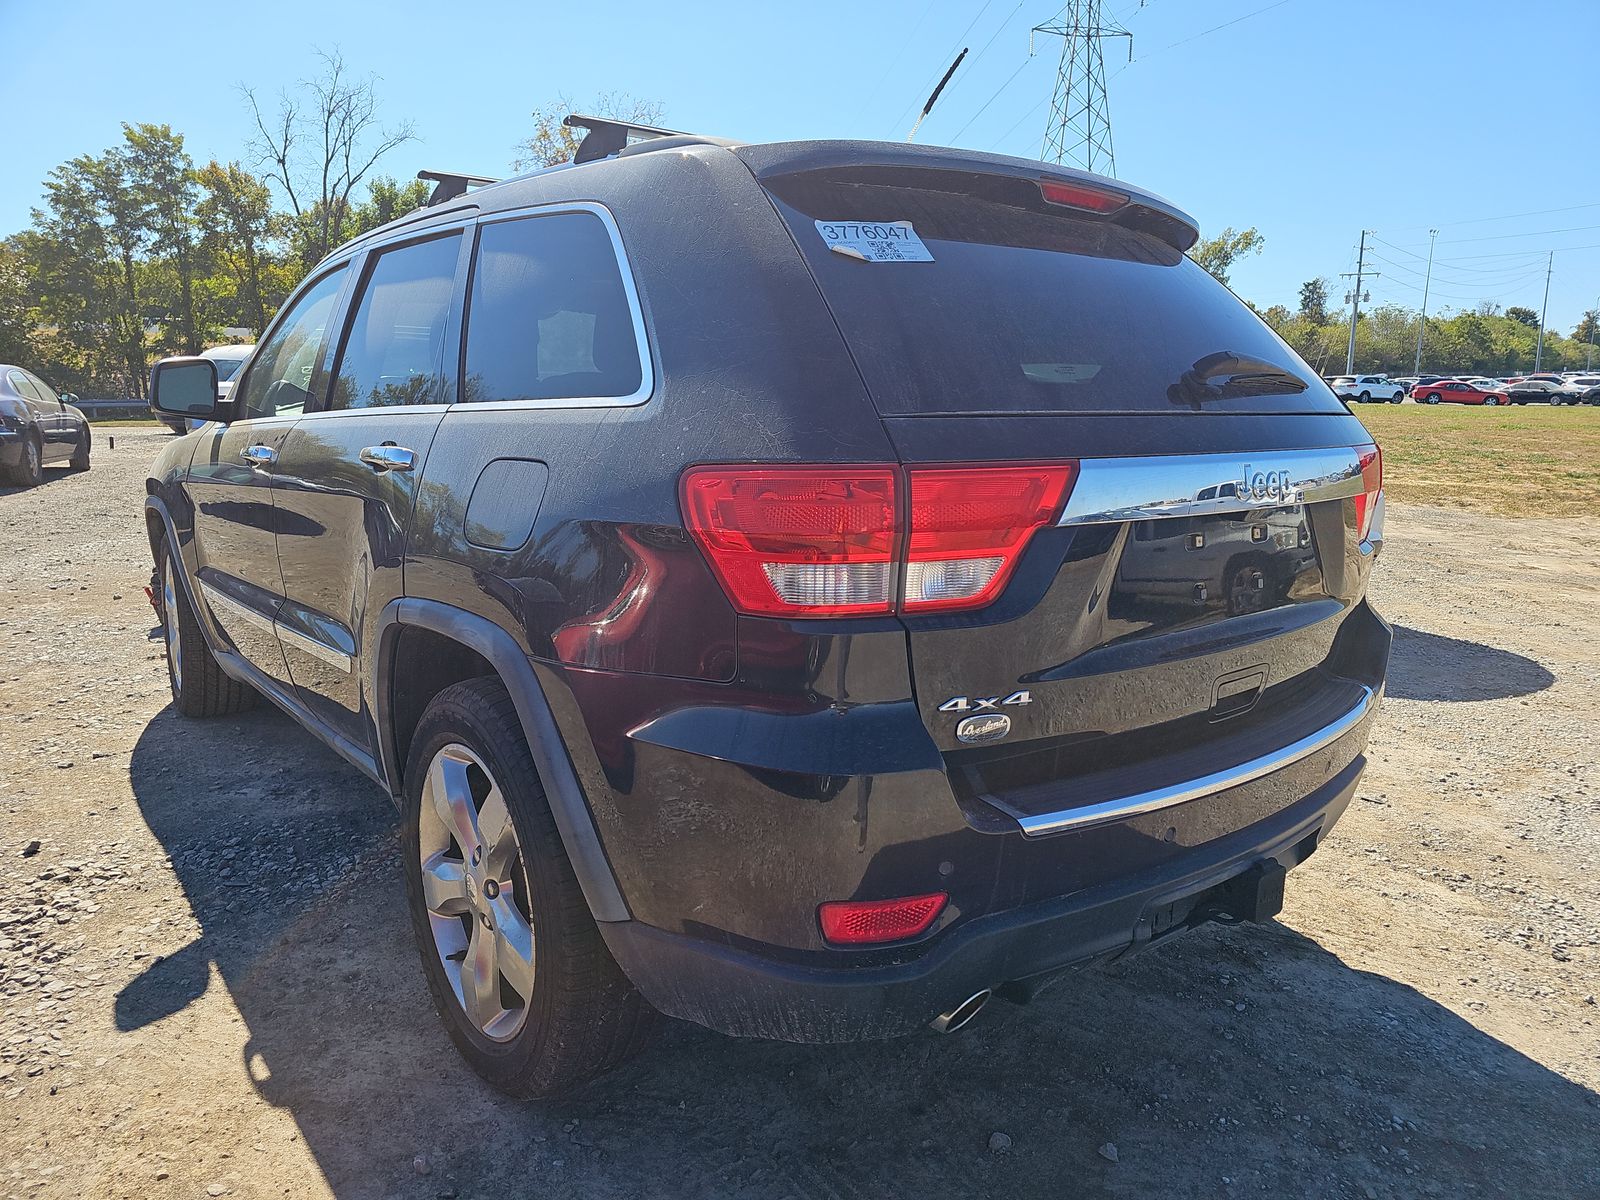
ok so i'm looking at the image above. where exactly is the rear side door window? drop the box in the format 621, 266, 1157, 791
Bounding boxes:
326, 232, 462, 410
461, 210, 646, 406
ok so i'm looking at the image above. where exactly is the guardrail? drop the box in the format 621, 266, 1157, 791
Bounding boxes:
73, 399, 153, 421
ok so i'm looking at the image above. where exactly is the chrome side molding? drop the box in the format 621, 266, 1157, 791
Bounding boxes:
1008, 685, 1376, 837
1058, 446, 1366, 527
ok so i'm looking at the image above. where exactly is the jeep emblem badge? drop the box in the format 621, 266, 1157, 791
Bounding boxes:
956, 713, 1011, 744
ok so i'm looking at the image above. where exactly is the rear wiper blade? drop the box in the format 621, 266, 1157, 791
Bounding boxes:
1168, 351, 1309, 409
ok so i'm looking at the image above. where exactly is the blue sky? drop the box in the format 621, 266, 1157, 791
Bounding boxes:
4, 0, 1598, 331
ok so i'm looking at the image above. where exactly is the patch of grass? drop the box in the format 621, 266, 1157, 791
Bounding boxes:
1352, 403, 1600, 518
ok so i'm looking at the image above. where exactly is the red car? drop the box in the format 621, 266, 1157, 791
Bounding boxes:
1415, 379, 1509, 405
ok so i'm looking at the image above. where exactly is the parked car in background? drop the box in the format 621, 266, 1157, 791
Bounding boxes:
1504, 377, 1567, 404
1328, 374, 1405, 403
0, 365, 91, 485
1550, 375, 1600, 404
1417, 379, 1508, 405
155, 343, 256, 432
1394, 374, 1442, 396
140, 126, 1389, 1097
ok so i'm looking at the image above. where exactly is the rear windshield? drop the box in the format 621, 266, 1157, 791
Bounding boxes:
765, 171, 1346, 417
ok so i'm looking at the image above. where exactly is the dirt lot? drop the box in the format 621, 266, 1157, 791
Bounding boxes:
1, 427, 1596, 1200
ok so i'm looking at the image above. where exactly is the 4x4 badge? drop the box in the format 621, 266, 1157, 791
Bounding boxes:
938, 690, 1032, 714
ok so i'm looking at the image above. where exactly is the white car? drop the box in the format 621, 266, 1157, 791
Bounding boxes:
1328, 374, 1405, 403
179, 344, 256, 431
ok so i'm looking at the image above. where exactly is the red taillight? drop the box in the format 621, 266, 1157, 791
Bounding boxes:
682, 463, 1078, 617
818, 892, 947, 945
680, 466, 898, 616
903, 464, 1077, 612
1353, 444, 1382, 541
1039, 177, 1129, 213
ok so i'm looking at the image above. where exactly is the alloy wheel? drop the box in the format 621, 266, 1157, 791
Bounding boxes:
417, 742, 536, 1042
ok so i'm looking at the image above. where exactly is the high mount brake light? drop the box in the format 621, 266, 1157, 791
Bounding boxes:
681, 463, 1078, 618
818, 893, 947, 945
1039, 178, 1129, 214
1353, 444, 1383, 541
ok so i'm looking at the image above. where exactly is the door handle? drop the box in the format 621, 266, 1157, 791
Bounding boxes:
359, 444, 416, 473
239, 444, 277, 468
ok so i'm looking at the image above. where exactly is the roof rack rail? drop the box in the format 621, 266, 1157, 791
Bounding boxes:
416, 169, 500, 207
564, 113, 693, 164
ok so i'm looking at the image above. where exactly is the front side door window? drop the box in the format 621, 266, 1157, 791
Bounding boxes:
233, 267, 348, 420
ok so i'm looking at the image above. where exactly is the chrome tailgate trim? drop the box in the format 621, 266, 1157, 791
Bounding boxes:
1011, 684, 1376, 836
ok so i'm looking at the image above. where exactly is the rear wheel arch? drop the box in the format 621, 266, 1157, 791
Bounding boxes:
373, 598, 630, 923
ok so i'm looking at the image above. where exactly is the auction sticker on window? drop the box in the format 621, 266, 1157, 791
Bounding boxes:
814, 220, 934, 262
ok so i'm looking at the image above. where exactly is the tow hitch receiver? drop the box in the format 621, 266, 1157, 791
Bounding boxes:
1208, 861, 1287, 924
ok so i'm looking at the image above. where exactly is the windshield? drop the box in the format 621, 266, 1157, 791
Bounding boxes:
765, 174, 1346, 417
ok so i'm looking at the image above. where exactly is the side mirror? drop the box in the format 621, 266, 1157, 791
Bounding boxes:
61, 393, 80, 406
149, 357, 221, 421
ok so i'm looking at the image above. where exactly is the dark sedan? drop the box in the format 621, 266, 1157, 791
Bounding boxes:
0, 365, 91, 486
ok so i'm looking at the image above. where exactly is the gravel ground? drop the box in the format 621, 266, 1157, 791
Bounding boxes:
1, 427, 1596, 1200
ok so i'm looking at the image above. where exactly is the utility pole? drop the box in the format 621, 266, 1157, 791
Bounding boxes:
1342, 230, 1377, 374
1413, 228, 1438, 376
1588, 294, 1598, 370
1534, 252, 1554, 372
1034, 1, 1133, 176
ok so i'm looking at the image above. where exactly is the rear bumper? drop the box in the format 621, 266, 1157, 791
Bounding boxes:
600, 754, 1364, 1042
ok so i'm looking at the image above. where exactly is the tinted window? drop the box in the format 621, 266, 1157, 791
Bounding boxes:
766, 176, 1345, 416
234, 267, 346, 419
26, 373, 59, 404
463, 212, 643, 404
330, 233, 461, 410
7, 371, 43, 402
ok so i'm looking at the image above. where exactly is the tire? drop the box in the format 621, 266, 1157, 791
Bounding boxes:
402, 677, 658, 1098
1392, 393, 1404, 403
1425, 392, 1442, 404
1358, 391, 1371, 403
157, 540, 256, 717
69, 428, 90, 472
1484, 396, 1499, 406
7, 434, 43, 487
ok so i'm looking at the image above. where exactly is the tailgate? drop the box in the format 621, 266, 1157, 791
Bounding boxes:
751, 150, 1384, 832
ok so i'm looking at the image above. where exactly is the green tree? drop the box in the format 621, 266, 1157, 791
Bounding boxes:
196, 160, 280, 336
1505, 305, 1539, 328
513, 92, 666, 170
1188, 227, 1264, 287
123, 123, 203, 354
1297, 277, 1329, 324
348, 175, 431, 237
1572, 310, 1598, 347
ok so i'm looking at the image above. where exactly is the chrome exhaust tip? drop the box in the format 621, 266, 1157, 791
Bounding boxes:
930, 989, 992, 1034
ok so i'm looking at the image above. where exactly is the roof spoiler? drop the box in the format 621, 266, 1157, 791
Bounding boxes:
564, 114, 695, 164
417, 170, 499, 207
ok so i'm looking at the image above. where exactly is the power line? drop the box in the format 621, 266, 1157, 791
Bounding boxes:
1137, 0, 1297, 59
1437, 222, 1600, 247
1386, 200, 1600, 237
864, 0, 946, 122
950, 53, 1038, 142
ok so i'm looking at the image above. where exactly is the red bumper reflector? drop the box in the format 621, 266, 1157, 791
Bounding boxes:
819, 892, 948, 945
1353, 444, 1382, 540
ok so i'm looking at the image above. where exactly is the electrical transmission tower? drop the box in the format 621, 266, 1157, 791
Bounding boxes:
1034, 1, 1133, 177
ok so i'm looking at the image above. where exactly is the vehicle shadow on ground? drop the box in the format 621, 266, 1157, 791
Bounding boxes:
121, 705, 1598, 1200
1386, 623, 1555, 702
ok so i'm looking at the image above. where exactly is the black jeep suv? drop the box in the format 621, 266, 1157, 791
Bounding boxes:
144, 118, 1388, 1097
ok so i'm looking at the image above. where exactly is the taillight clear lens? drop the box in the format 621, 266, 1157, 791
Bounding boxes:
680, 466, 898, 616
1353, 444, 1383, 541
818, 892, 947, 945
903, 464, 1077, 612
